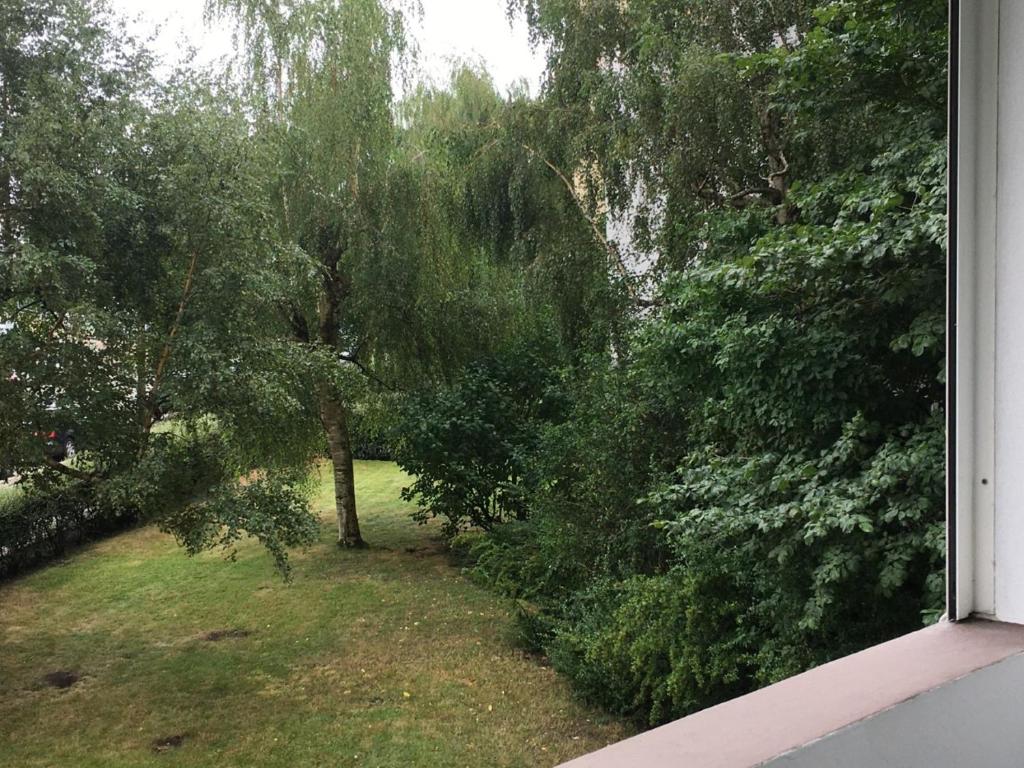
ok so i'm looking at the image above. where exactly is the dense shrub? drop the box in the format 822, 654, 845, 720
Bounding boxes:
482, 132, 947, 724
546, 574, 751, 725
393, 347, 565, 536
440, 1, 949, 727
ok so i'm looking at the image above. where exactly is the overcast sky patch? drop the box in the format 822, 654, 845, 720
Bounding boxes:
106, 0, 546, 96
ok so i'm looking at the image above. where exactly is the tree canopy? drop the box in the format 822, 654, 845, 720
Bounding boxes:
1, 0, 322, 573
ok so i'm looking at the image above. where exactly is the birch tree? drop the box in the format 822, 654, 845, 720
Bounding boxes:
1, 0, 321, 573
209, 0, 487, 546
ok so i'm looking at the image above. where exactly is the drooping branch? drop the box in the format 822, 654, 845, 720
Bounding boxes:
519, 142, 642, 302
8, 298, 42, 321
338, 351, 397, 392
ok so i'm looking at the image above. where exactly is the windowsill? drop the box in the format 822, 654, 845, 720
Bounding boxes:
558, 618, 1024, 767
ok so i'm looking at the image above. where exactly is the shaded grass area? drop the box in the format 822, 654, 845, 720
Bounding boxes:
0, 461, 628, 767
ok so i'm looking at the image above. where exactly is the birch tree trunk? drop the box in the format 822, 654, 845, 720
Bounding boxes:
319, 391, 364, 548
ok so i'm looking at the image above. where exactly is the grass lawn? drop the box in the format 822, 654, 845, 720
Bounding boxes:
0, 461, 629, 767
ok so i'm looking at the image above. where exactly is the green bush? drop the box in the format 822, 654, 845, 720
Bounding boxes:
393, 347, 565, 536
448, 529, 488, 567
517, 360, 674, 591
547, 574, 751, 725
653, 413, 945, 682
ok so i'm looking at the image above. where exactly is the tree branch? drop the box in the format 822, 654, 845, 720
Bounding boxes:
730, 186, 784, 205
43, 455, 95, 482
4, 297, 42, 323
764, 151, 790, 183
519, 142, 641, 302
141, 250, 199, 439
338, 351, 398, 392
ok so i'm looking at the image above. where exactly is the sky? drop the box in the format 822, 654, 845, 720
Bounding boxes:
106, 0, 548, 95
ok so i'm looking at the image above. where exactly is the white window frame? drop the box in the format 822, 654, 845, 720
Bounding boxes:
949, 0, 1024, 624
950, 0, 997, 620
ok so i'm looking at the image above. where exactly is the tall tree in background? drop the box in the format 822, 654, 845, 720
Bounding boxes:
399, 66, 624, 356
515, 0, 822, 269
208, 0, 504, 546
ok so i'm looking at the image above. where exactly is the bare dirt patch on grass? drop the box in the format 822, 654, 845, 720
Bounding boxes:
203, 628, 253, 642
40, 670, 80, 689
402, 540, 447, 557
151, 733, 188, 753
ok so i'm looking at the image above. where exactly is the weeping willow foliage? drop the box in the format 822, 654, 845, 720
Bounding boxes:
205, 1, 568, 545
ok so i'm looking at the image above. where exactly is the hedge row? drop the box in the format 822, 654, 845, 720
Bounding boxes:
0, 482, 139, 579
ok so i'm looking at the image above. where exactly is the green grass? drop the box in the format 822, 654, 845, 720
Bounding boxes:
0, 461, 628, 767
